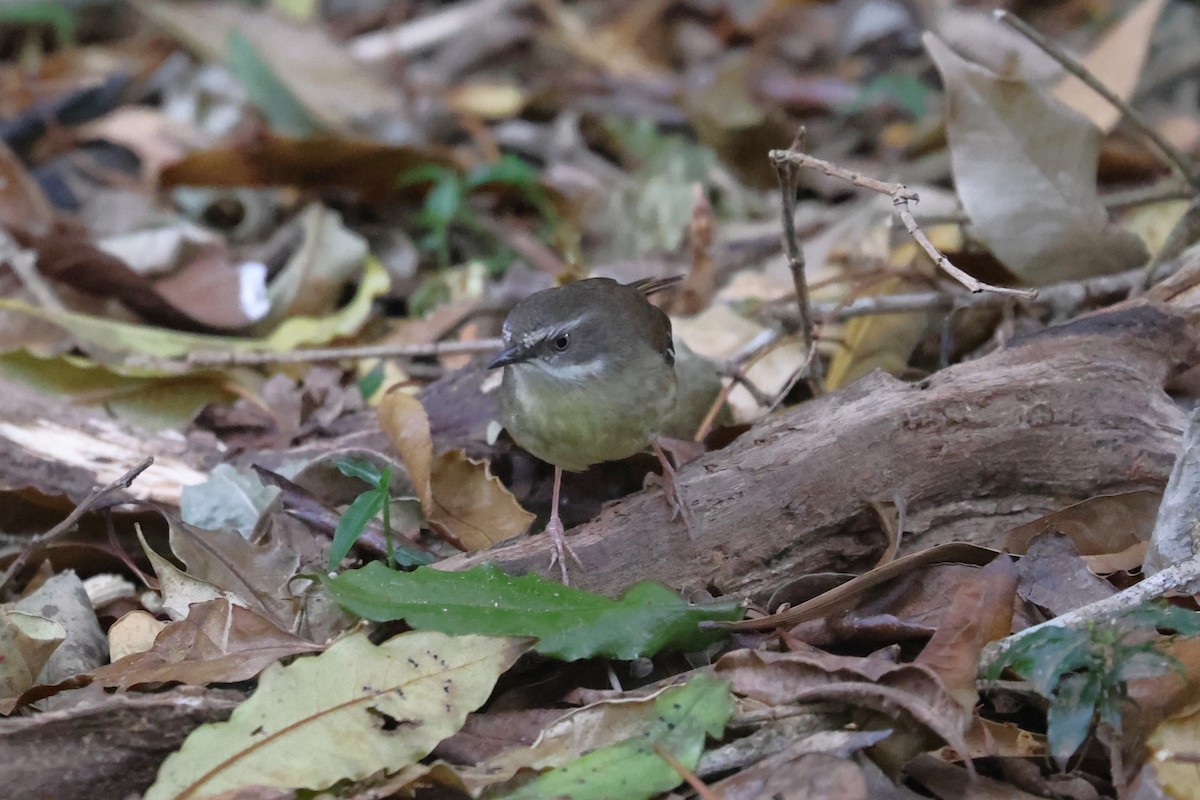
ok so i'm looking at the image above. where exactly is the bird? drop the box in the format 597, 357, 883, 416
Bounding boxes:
488, 276, 685, 583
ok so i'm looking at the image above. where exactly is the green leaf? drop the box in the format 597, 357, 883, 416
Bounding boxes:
328, 489, 386, 569
495, 673, 733, 800
324, 563, 744, 661
466, 153, 541, 190
994, 626, 1094, 697
1046, 670, 1100, 768
357, 362, 385, 401
421, 173, 465, 226
333, 456, 386, 487
145, 632, 529, 799
0, 2, 76, 43
397, 163, 454, 188
227, 30, 318, 136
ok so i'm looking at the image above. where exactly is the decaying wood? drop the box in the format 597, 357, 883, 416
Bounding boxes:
0, 689, 241, 800
440, 302, 1197, 603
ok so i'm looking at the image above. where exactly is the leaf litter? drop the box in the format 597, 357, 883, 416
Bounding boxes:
0, 1, 1200, 798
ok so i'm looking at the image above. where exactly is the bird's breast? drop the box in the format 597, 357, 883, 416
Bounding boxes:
499, 360, 676, 471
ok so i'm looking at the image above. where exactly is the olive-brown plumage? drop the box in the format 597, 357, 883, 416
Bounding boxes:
489, 277, 683, 582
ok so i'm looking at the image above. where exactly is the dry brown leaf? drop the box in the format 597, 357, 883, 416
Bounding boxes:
1016, 532, 1115, 616
0, 139, 54, 236
1005, 491, 1159, 555
914, 554, 1019, 709
925, 32, 1148, 284
91, 599, 321, 690
715, 648, 973, 774
160, 132, 451, 203
165, 516, 302, 632
715, 752, 869, 800
379, 388, 532, 551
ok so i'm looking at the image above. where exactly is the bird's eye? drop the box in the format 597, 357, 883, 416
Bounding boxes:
553, 334, 570, 351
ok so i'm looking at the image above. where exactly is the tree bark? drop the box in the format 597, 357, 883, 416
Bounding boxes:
440, 302, 1196, 603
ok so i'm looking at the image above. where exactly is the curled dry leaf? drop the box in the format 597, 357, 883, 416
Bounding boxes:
715, 648, 973, 773
379, 388, 533, 551
925, 32, 1147, 284
91, 599, 321, 690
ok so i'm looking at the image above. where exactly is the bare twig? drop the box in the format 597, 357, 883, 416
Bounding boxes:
981, 554, 1200, 670
0, 456, 154, 593
763, 258, 1180, 328
147, 338, 506, 369
770, 147, 1037, 299
996, 9, 1200, 190
771, 129, 825, 396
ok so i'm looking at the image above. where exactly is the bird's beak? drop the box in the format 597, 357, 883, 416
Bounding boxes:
487, 345, 530, 370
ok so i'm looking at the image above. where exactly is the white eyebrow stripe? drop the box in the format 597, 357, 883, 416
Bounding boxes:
519, 316, 588, 350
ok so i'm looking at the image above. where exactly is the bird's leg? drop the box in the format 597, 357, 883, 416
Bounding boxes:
651, 440, 694, 538
545, 466, 584, 584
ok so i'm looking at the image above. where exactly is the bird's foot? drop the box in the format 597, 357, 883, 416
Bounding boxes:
545, 513, 584, 585
651, 440, 695, 538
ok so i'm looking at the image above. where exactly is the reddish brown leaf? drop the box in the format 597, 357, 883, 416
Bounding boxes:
915, 554, 1019, 708
91, 599, 320, 690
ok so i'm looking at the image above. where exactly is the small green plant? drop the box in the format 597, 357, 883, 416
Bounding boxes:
988, 601, 1200, 768
398, 154, 559, 274
328, 456, 433, 571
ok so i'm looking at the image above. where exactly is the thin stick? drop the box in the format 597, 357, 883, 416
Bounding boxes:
981, 554, 1200, 670
149, 338, 506, 369
772, 129, 825, 396
0, 456, 154, 593
764, 255, 1180, 327
652, 743, 723, 800
772, 147, 1037, 299
996, 9, 1200, 189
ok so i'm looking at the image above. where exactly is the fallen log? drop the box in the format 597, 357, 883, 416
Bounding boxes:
440, 301, 1196, 602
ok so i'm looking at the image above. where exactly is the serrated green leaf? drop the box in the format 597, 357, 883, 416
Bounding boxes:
328, 489, 386, 569
324, 563, 743, 660
997, 626, 1095, 698
495, 673, 733, 800
1047, 670, 1100, 767
1113, 646, 1181, 683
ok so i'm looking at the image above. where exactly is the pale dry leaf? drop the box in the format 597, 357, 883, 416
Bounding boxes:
925, 32, 1148, 284
144, 631, 530, 799
107, 610, 168, 662
1052, 0, 1168, 133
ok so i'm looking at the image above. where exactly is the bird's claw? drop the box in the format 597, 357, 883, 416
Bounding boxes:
545, 514, 583, 585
